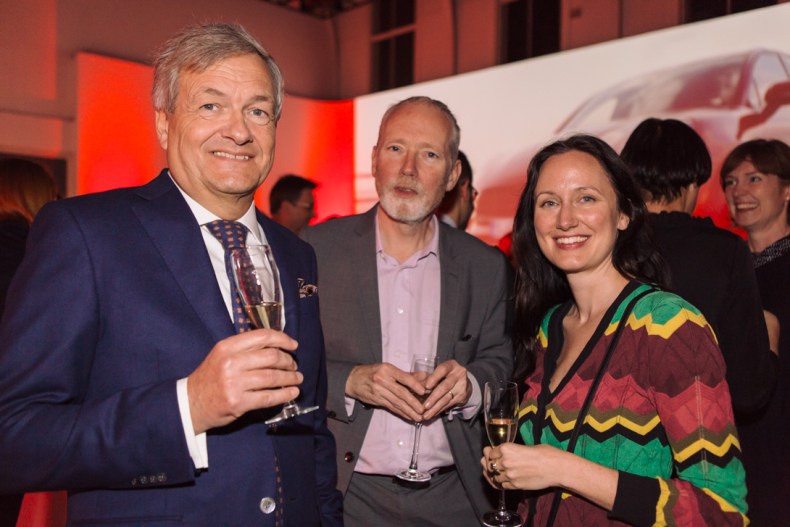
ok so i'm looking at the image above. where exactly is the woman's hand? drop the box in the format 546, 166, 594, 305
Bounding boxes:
481, 443, 565, 491
481, 443, 619, 511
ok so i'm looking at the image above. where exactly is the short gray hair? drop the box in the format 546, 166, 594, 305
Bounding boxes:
378, 96, 461, 161
152, 22, 284, 120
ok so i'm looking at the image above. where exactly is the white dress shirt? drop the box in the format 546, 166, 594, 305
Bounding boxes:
171, 175, 266, 470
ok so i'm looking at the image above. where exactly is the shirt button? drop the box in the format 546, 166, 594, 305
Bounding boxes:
397, 440, 404, 447
397, 308, 404, 315
260, 497, 276, 514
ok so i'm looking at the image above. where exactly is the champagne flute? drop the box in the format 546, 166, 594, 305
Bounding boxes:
230, 245, 318, 425
395, 355, 437, 482
482, 380, 521, 527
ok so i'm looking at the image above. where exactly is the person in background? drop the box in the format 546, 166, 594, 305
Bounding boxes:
620, 118, 777, 420
0, 158, 58, 318
0, 23, 341, 525
437, 150, 477, 231
303, 96, 512, 526
269, 174, 317, 235
721, 138, 790, 525
0, 158, 58, 527
484, 134, 747, 526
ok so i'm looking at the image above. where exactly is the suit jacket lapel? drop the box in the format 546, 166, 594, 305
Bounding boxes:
258, 213, 300, 340
132, 171, 232, 345
356, 208, 384, 363
437, 224, 460, 362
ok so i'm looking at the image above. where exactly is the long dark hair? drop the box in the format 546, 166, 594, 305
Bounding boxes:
512, 135, 668, 377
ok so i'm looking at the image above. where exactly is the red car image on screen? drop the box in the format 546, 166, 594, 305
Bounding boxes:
482, 49, 790, 234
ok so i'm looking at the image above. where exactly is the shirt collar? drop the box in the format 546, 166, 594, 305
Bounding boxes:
169, 171, 264, 244
375, 213, 440, 262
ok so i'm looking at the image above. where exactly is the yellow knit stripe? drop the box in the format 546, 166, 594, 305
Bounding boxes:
655, 478, 670, 525
542, 407, 662, 435
701, 488, 749, 525
673, 435, 741, 464
519, 402, 538, 420
621, 308, 710, 340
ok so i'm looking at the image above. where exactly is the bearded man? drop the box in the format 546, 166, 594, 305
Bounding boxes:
303, 96, 513, 526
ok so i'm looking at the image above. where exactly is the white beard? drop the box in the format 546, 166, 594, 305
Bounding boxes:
377, 179, 445, 224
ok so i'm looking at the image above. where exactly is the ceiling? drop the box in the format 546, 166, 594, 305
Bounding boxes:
259, 0, 372, 19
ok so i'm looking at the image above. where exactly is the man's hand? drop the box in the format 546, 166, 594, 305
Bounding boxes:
422, 359, 471, 420
345, 363, 428, 422
187, 329, 303, 434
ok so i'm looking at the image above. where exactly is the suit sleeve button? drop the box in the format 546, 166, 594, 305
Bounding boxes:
344, 452, 355, 463
259, 497, 276, 514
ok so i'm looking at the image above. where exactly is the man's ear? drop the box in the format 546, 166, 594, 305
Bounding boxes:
445, 158, 462, 192
155, 110, 169, 150
370, 145, 379, 179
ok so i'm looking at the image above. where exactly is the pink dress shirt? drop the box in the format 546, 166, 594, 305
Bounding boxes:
350, 215, 480, 475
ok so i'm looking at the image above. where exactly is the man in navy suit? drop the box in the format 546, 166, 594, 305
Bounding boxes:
0, 23, 342, 525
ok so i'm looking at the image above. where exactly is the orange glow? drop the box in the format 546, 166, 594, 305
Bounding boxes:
257, 97, 356, 222
74, 54, 355, 221
76, 53, 164, 195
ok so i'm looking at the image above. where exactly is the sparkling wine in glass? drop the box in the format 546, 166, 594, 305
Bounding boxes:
481, 380, 521, 527
230, 245, 318, 425
395, 355, 437, 483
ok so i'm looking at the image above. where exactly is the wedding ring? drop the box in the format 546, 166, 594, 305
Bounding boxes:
448, 390, 454, 399
489, 461, 499, 473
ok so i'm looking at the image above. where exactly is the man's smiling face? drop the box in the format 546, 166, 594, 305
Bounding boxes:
155, 53, 276, 217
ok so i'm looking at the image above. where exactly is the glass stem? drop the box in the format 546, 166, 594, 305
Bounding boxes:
407, 422, 423, 471
497, 488, 508, 515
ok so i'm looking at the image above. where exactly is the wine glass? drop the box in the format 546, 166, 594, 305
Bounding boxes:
229, 245, 318, 425
481, 380, 521, 527
395, 355, 437, 482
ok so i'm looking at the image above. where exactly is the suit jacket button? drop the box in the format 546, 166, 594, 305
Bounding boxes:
259, 497, 276, 514
327, 410, 337, 419
344, 452, 355, 463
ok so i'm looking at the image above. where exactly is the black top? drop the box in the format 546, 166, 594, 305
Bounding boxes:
740, 234, 790, 525
0, 214, 29, 320
648, 211, 777, 417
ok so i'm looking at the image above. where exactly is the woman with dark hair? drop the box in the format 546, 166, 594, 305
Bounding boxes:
482, 135, 747, 526
721, 138, 790, 524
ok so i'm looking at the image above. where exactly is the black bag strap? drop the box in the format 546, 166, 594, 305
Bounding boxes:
528, 285, 654, 527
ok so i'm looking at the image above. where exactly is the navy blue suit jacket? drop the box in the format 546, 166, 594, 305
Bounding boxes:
0, 171, 342, 525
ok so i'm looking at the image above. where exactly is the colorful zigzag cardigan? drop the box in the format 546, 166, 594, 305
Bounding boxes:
518, 282, 748, 526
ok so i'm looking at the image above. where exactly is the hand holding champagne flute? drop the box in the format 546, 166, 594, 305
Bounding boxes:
230, 245, 318, 425
482, 380, 521, 527
396, 355, 437, 482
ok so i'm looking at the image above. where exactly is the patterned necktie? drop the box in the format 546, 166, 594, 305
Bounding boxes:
207, 220, 284, 525
206, 220, 252, 333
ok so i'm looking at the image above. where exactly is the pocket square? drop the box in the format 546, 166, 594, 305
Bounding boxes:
297, 278, 318, 298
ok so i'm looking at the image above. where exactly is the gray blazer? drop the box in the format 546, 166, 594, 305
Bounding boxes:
303, 206, 514, 517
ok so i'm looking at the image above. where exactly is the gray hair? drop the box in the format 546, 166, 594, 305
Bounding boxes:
378, 96, 461, 161
152, 22, 284, 120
